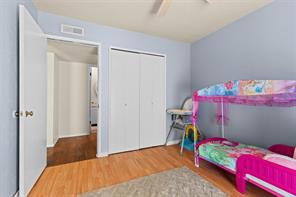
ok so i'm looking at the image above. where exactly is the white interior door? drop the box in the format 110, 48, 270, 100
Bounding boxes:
140, 54, 166, 148
109, 50, 140, 154
19, 5, 47, 196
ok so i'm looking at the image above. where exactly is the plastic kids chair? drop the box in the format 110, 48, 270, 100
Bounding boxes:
182, 124, 201, 152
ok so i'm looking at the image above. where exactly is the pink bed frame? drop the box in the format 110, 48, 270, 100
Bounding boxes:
195, 137, 296, 196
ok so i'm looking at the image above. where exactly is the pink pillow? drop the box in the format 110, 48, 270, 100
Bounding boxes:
264, 154, 296, 170
221, 140, 238, 147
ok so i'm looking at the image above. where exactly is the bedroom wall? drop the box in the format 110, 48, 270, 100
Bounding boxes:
191, 0, 296, 148
37, 11, 191, 154
0, 1, 37, 196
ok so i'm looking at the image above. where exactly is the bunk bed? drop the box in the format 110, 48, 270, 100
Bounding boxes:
191, 80, 296, 196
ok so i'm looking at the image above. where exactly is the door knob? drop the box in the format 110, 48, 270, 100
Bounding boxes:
25, 111, 34, 117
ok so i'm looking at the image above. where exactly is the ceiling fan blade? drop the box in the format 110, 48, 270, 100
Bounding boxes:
156, 0, 171, 16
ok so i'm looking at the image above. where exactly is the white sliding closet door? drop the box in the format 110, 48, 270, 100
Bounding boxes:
140, 54, 166, 148
109, 50, 140, 154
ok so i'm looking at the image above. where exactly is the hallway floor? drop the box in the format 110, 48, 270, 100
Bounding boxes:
47, 130, 97, 166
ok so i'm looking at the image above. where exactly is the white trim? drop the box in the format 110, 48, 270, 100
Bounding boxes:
164, 54, 167, 145
166, 139, 181, 146
47, 144, 55, 148
109, 46, 166, 57
246, 174, 295, 197
97, 44, 103, 158
13, 191, 19, 197
46, 34, 100, 46
47, 137, 58, 148
108, 48, 112, 155
58, 132, 89, 139
108, 47, 167, 154
45, 34, 103, 157
108, 49, 111, 155
96, 152, 108, 158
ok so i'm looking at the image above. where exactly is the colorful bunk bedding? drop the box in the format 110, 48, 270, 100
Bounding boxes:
191, 81, 296, 196
196, 138, 296, 196
199, 141, 272, 172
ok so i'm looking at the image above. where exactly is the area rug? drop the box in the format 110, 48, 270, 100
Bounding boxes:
78, 167, 228, 197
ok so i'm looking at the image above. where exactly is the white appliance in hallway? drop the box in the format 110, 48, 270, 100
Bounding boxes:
90, 67, 98, 126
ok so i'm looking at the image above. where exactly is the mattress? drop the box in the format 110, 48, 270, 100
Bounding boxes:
199, 142, 272, 171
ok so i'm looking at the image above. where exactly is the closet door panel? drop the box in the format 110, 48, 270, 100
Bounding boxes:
139, 55, 154, 148
109, 50, 127, 154
152, 56, 166, 146
140, 54, 165, 148
124, 53, 140, 151
109, 50, 140, 154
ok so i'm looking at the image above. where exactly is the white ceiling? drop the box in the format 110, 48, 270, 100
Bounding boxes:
48, 39, 98, 65
34, 0, 272, 42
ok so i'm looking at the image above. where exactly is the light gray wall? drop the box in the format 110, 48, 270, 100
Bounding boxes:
191, 0, 296, 148
0, 0, 37, 196
37, 11, 191, 154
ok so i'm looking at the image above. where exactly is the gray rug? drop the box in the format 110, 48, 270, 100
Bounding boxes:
78, 167, 228, 197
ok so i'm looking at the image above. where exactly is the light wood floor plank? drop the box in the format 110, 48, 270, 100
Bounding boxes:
30, 145, 272, 197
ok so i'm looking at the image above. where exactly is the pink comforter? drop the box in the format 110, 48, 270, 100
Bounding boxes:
264, 154, 296, 170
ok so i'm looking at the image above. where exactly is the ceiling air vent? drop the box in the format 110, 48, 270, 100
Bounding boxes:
61, 24, 84, 36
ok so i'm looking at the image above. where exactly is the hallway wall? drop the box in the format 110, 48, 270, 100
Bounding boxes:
58, 61, 91, 138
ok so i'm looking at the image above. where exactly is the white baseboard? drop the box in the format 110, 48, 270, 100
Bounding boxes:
96, 152, 108, 158
47, 133, 89, 147
166, 139, 181, 146
59, 132, 89, 138
13, 191, 19, 197
95, 141, 181, 158
47, 137, 58, 148
53, 137, 58, 146
47, 143, 55, 148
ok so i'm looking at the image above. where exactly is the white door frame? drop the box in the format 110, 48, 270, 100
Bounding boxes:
108, 46, 167, 155
46, 34, 103, 157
